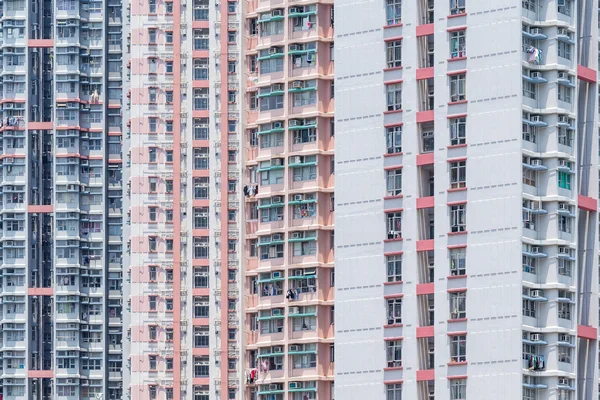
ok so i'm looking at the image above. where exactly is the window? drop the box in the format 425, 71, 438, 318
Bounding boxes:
558, 346, 572, 363
558, 85, 572, 103
386, 0, 402, 25
450, 204, 466, 233
194, 357, 209, 377
149, 236, 157, 251
194, 148, 209, 170
450, 335, 466, 363
293, 90, 317, 107
450, 249, 466, 276
558, 302, 571, 320
558, 0, 571, 16
386, 298, 402, 325
386, 169, 402, 196
194, 118, 209, 139
450, 117, 466, 145
558, 258, 572, 277
523, 123, 537, 143
449, 74, 466, 102
149, 355, 157, 370
558, 215, 572, 234
558, 172, 571, 190
523, 79, 536, 99
387, 384, 402, 400
523, 298, 536, 317
523, 168, 536, 187
386, 340, 402, 368
386, 40, 402, 68
166, 61, 174, 73
558, 41, 571, 60
386, 83, 402, 111
449, 292, 466, 319
149, 296, 157, 311
194, 267, 209, 288
149, 147, 157, 162
386, 212, 402, 239
148, 28, 157, 44
523, 254, 537, 274
386, 255, 402, 282
450, 0, 465, 15
450, 161, 466, 189
149, 117, 158, 133
149, 266, 157, 281
450, 379, 466, 400
386, 126, 402, 154
523, 209, 536, 230
558, 126, 573, 147
449, 30, 466, 59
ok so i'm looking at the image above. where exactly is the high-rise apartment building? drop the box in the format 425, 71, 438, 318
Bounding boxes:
0, 0, 125, 398
122, 0, 242, 398
336, 0, 599, 399
240, 0, 336, 398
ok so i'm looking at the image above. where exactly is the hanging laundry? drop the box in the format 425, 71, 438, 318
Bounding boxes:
526, 46, 542, 64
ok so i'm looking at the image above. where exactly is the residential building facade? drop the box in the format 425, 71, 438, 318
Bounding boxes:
0, 0, 125, 398
335, 0, 599, 399
122, 0, 243, 398
240, 0, 336, 398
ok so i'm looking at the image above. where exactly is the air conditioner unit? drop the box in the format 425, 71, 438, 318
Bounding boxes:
531, 115, 542, 122
289, 345, 301, 352
291, 156, 302, 164
558, 159, 569, 167
268, 47, 277, 55
272, 9, 283, 16
289, 119, 302, 127
558, 28, 569, 36
531, 246, 540, 253
289, 44, 302, 51
558, 377, 569, 386
289, 7, 302, 13
289, 382, 300, 389
272, 308, 282, 315
66, 379, 75, 384
558, 71, 569, 79
269, 384, 279, 390
290, 306, 300, 314
273, 345, 283, 352
291, 232, 302, 239
5, 241, 14, 246
272, 234, 283, 241
530, 159, 542, 166
529, 27, 542, 35
530, 71, 542, 79
294, 194, 305, 201
292, 81, 303, 88
272, 158, 284, 166
272, 271, 282, 279
272, 196, 283, 204
559, 333, 569, 342
558, 203, 569, 211
530, 333, 543, 341
559, 247, 569, 254
559, 115, 569, 123
272, 83, 284, 92
530, 289, 543, 298
260, 13, 272, 20
273, 121, 283, 129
